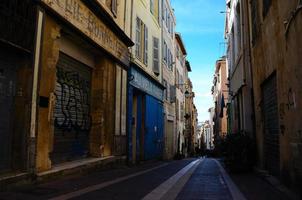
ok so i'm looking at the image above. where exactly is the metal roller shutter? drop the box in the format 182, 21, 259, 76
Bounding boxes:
0, 50, 17, 171
51, 53, 92, 164
262, 74, 280, 176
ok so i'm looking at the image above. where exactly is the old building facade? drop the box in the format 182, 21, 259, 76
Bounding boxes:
35, 0, 133, 172
212, 58, 228, 144
162, 0, 176, 160
174, 33, 187, 156
127, 0, 165, 163
225, 0, 254, 137
0, 0, 36, 175
248, 0, 302, 194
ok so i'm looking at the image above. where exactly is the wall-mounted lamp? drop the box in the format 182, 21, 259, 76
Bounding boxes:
220, 11, 230, 14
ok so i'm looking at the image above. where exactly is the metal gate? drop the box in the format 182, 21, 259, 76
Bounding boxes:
262, 74, 280, 176
144, 95, 164, 160
51, 53, 92, 164
0, 51, 16, 171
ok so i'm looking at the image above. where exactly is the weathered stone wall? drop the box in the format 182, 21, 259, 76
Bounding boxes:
36, 15, 60, 172
251, 0, 302, 191
36, 14, 117, 172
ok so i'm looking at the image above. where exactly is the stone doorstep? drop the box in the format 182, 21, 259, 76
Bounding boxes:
0, 172, 31, 191
0, 156, 127, 191
254, 168, 300, 200
36, 155, 127, 183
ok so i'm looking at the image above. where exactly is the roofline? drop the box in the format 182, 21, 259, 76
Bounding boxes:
175, 33, 187, 55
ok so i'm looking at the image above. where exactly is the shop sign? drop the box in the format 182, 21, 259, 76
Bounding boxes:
41, 0, 129, 66
130, 68, 163, 101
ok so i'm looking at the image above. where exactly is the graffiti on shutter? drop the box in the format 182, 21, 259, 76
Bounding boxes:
52, 53, 92, 163
54, 54, 92, 132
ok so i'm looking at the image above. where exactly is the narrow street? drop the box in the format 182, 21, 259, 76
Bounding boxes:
0, 158, 291, 200
1, 0, 302, 199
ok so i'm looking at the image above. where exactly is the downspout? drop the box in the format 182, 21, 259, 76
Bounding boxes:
245, 0, 256, 139
29, 7, 44, 174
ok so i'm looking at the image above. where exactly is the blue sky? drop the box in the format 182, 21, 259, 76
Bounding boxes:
171, 0, 226, 122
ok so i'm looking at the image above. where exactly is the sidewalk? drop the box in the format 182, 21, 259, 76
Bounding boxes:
227, 168, 299, 200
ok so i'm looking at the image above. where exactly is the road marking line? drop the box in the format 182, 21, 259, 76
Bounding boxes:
142, 159, 202, 200
48, 163, 169, 200
213, 159, 247, 200
161, 159, 203, 200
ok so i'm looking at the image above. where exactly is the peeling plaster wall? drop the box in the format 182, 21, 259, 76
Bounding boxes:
251, 0, 302, 191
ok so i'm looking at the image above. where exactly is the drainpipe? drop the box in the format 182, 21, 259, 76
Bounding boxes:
244, 0, 256, 139
29, 7, 44, 175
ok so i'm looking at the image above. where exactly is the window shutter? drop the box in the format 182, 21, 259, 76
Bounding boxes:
170, 85, 176, 103
150, 0, 154, 14
167, 49, 171, 69
163, 41, 167, 63
111, 0, 117, 15
163, 80, 168, 101
135, 17, 141, 58
144, 25, 148, 65
153, 37, 159, 75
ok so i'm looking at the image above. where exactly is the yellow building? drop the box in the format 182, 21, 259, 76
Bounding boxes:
162, 0, 176, 160
35, 0, 133, 172
127, 0, 165, 163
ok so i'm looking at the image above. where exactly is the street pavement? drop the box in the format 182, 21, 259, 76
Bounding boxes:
0, 158, 290, 200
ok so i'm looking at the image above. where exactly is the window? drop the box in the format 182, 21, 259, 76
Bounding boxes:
263, 0, 272, 18
167, 49, 173, 70
150, 0, 154, 14
167, 48, 170, 68
251, 0, 259, 45
236, 3, 241, 55
136, 17, 148, 65
111, 0, 117, 16
166, 10, 169, 28
153, 37, 159, 75
231, 27, 235, 70
144, 26, 148, 65
170, 84, 175, 103
135, 17, 141, 58
163, 80, 168, 101
163, 41, 167, 63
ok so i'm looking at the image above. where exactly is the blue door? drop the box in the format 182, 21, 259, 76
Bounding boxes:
144, 95, 164, 160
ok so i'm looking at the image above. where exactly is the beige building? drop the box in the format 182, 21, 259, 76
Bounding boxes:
174, 33, 187, 155
225, 0, 254, 136
184, 78, 195, 156
212, 57, 228, 143
162, 0, 176, 160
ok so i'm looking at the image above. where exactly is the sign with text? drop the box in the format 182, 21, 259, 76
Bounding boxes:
41, 0, 130, 66
130, 68, 163, 101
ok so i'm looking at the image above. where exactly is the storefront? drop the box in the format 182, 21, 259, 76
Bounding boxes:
0, 0, 36, 174
127, 66, 165, 163
36, 0, 132, 172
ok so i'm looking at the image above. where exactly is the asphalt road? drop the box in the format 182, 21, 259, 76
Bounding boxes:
0, 158, 245, 200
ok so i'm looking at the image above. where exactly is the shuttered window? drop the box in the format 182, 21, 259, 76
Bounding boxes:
144, 25, 148, 65
251, 0, 259, 45
263, 0, 272, 18
163, 80, 168, 101
150, 0, 154, 14
163, 41, 167, 63
170, 85, 176, 103
153, 37, 159, 75
111, 0, 117, 16
135, 17, 141, 59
